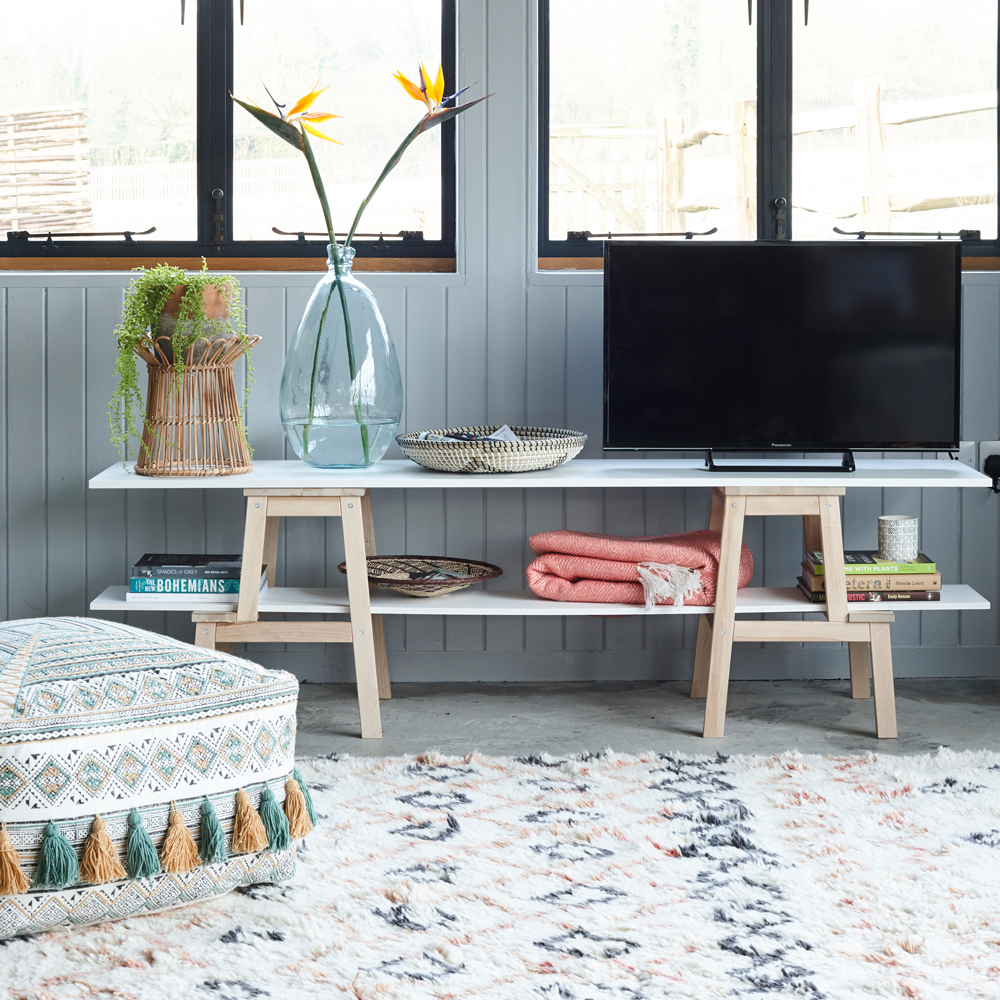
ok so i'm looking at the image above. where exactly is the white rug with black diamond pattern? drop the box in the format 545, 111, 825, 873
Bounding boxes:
4, 748, 1000, 998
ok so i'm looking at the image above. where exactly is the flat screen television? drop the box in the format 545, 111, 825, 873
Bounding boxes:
603, 241, 961, 454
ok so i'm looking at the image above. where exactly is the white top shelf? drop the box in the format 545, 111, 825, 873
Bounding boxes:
89, 458, 991, 491
90, 584, 990, 616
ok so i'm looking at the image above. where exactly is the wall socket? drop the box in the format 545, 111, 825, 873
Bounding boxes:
937, 440, 977, 468
980, 441, 1000, 475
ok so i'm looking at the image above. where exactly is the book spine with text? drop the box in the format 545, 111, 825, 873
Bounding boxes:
804, 553, 936, 575
130, 577, 241, 594
799, 565, 942, 592
796, 580, 941, 603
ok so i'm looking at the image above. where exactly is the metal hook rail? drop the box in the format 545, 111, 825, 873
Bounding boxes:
833, 227, 980, 240
6, 227, 157, 243
567, 228, 719, 241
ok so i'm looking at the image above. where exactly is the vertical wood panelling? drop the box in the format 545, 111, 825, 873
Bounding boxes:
46, 288, 87, 618
565, 285, 603, 457
7, 288, 47, 618
0, 289, 7, 619
86, 285, 128, 624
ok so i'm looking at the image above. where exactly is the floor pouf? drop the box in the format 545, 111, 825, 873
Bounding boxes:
0, 617, 312, 939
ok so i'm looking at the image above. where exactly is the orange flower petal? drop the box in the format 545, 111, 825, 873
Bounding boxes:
395, 70, 426, 104
288, 79, 329, 118
300, 111, 341, 123
301, 121, 341, 143
431, 64, 445, 107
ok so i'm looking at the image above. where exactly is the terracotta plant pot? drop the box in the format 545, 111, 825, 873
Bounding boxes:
153, 284, 238, 364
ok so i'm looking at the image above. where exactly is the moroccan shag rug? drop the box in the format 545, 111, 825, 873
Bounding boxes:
4, 748, 1000, 999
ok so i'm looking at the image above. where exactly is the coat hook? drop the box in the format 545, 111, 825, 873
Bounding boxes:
805, 0, 809, 25
180, 0, 185, 25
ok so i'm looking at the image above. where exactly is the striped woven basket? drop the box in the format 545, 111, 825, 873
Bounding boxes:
396, 425, 587, 474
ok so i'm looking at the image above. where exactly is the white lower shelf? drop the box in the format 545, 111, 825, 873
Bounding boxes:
90, 584, 990, 616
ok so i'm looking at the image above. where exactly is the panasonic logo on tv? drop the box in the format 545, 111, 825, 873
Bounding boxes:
771, 443, 791, 448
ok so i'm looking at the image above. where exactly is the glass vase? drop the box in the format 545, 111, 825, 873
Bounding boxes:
280, 244, 403, 468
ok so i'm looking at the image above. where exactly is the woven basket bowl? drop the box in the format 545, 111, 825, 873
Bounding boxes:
396, 425, 587, 474
337, 555, 503, 597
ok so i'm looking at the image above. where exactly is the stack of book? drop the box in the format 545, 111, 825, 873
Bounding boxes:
127, 554, 266, 604
798, 550, 942, 603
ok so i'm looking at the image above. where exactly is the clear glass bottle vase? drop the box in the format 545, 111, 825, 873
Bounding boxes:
280, 244, 403, 468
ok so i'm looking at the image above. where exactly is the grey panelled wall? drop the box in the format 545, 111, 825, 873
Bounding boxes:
1, 0, 999, 683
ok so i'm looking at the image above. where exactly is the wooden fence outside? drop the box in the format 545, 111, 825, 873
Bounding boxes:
550, 85, 998, 239
0, 106, 92, 233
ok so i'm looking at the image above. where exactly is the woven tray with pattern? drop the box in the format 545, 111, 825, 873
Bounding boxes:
396, 425, 587, 474
337, 556, 503, 597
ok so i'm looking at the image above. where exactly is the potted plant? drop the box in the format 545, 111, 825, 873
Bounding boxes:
108, 262, 259, 476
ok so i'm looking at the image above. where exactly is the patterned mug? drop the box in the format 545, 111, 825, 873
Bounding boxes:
878, 515, 918, 562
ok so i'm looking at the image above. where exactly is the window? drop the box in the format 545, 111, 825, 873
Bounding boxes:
539, 0, 1000, 260
1, 0, 456, 262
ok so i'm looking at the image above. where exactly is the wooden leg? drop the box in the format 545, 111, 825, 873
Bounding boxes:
848, 642, 871, 699
216, 642, 234, 654
703, 496, 746, 737
342, 499, 382, 739
870, 623, 897, 738
690, 614, 713, 698
194, 621, 217, 649
262, 516, 279, 587
818, 496, 848, 623
802, 513, 822, 553
361, 490, 391, 700
238, 496, 269, 621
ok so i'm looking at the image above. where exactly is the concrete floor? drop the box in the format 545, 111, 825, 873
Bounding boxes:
295, 678, 1000, 758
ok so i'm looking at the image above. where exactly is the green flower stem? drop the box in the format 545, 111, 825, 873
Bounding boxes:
300, 128, 370, 464
345, 119, 424, 248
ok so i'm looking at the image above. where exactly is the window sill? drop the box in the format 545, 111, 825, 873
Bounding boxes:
0, 256, 457, 273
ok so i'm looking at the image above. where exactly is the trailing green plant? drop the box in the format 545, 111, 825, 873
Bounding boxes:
108, 260, 253, 466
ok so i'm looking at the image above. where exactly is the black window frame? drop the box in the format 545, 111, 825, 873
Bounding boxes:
538, 0, 1000, 260
2, 0, 457, 262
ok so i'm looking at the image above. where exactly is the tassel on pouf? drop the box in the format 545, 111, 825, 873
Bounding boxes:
161, 802, 201, 873
31, 821, 79, 889
126, 809, 161, 879
232, 788, 268, 854
81, 815, 126, 884
292, 768, 318, 827
259, 784, 290, 851
284, 776, 313, 839
0, 822, 29, 895
200, 796, 228, 864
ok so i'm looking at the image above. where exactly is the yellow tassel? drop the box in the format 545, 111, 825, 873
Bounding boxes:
160, 802, 202, 873
231, 788, 268, 854
81, 815, 126, 884
284, 777, 313, 839
0, 822, 29, 895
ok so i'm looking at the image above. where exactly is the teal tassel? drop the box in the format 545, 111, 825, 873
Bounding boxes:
31, 821, 80, 889
293, 768, 318, 826
125, 809, 161, 879
200, 796, 228, 864
258, 784, 290, 851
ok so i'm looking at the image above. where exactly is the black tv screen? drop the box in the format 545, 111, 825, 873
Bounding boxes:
603, 241, 961, 452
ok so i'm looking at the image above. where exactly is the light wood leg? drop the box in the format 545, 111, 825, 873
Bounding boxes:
216, 642, 234, 654
802, 513, 822, 553
691, 492, 726, 699
870, 623, 897, 738
342, 499, 382, 739
262, 517, 279, 587
848, 642, 871, 699
238, 496, 268, 621
703, 497, 746, 737
818, 496, 849, 623
690, 613, 713, 698
194, 621, 217, 649
361, 490, 391, 700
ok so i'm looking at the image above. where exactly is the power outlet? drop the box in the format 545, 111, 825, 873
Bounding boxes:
980, 441, 1000, 475
938, 440, 977, 468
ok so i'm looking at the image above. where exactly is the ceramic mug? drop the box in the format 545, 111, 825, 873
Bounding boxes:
878, 515, 918, 562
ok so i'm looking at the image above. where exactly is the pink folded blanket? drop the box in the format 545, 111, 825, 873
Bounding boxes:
526, 529, 753, 607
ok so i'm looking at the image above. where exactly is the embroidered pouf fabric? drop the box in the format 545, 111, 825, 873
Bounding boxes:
0, 617, 312, 939
526, 529, 753, 606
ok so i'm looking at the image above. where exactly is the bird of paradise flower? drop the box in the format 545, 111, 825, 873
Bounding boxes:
232, 68, 489, 463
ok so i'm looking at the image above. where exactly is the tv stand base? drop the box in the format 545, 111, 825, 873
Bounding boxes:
705, 450, 856, 474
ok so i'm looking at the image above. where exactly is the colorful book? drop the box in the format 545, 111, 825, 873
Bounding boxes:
132, 553, 243, 579
126, 572, 266, 602
804, 550, 936, 575
799, 564, 941, 593
796, 580, 941, 603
